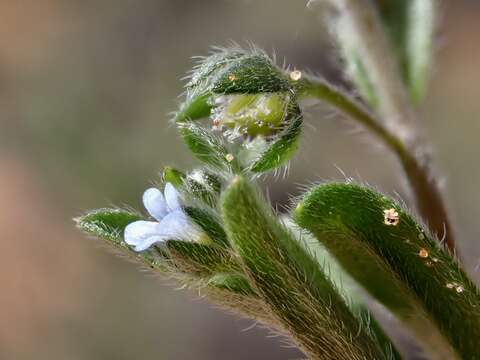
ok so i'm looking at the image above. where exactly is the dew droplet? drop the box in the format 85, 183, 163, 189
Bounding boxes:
383, 208, 400, 226
290, 70, 302, 81
456, 285, 465, 293
432, 257, 439, 263
418, 232, 425, 240
425, 261, 433, 267
225, 153, 235, 162
418, 248, 429, 258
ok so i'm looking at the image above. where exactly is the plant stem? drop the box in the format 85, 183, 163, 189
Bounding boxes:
297, 78, 457, 256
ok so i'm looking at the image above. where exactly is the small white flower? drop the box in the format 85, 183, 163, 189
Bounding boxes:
124, 183, 199, 251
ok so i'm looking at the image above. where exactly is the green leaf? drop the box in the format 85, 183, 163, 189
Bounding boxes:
207, 272, 256, 296
177, 122, 238, 171
221, 177, 388, 360
212, 55, 291, 94
294, 183, 480, 359
335, 0, 435, 105
75, 208, 167, 271
183, 206, 228, 247
405, 0, 435, 102
77, 209, 264, 326
186, 48, 247, 90
374, 0, 435, 103
342, 48, 379, 108
283, 216, 401, 359
175, 92, 213, 123
162, 166, 185, 187
335, 20, 380, 109
165, 240, 241, 275
75, 208, 142, 241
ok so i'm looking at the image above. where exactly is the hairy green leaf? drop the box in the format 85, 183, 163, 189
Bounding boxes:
176, 92, 212, 123
207, 272, 256, 296
162, 166, 185, 187
221, 177, 388, 360
183, 207, 228, 247
75, 208, 167, 271
177, 122, 238, 171
212, 55, 291, 94
334, 0, 435, 105
166, 240, 241, 275
294, 183, 480, 359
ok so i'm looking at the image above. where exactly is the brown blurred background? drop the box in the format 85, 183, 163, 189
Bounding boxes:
1, 1, 480, 359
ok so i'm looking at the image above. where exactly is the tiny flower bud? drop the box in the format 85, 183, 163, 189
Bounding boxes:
176, 46, 304, 173
183, 168, 222, 207
176, 47, 294, 123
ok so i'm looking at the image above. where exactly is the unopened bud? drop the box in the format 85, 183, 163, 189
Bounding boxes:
211, 93, 291, 138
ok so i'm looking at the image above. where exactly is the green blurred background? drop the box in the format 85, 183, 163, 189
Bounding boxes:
1, 1, 480, 359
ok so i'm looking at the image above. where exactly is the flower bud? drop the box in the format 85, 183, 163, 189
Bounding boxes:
176, 46, 304, 173
211, 92, 292, 138
176, 47, 293, 128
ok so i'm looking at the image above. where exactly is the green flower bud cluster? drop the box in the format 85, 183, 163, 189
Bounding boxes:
175, 46, 303, 174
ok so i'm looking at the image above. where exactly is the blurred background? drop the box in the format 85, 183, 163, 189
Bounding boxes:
1, 0, 480, 359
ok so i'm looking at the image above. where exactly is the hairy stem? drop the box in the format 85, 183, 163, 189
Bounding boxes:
297, 78, 457, 256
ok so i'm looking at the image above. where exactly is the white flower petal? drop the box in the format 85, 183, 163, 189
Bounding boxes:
158, 210, 197, 240
133, 235, 167, 252
124, 220, 161, 246
143, 188, 168, 221
164, 183, 181, 211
